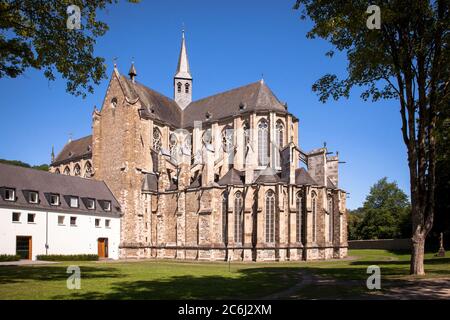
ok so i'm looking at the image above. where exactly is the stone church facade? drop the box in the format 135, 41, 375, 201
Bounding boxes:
50, 32, 348, 261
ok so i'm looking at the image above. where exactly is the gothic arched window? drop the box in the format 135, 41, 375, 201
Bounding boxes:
110, 97, 117, 109
202, 128, 212, 145
265, 190, 275, 243
258, 119, 269, 166
63, 166, 70, 175
84, 161, 93, 178
311, 191, 317, 242
234, 191, 243, 243
74, 164, 81, 176
185, 83, 190, 94
328, 195, 334, 243
153, 128, 162, 151
275, 120, 284, 168
296, 192, 302, 243
177, 82, 182, 93
222, 126, 234, 165
222, 192, 228, 244
169, 133, 177, 152
55, 168, 60, 174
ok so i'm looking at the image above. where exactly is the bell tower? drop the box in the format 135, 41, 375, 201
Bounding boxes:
174, 29, 192, 109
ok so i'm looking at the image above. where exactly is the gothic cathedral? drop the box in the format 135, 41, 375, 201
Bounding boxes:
50, 32, 348, 261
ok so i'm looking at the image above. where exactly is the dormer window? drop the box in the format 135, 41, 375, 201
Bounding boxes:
86, 198, 95, 210
205, 112, 212, 120
69, 196, 79, 208
50, 194, 60, 206
4, 188, 15, 201
29, 191, 39, 204
103, 201, 111, 212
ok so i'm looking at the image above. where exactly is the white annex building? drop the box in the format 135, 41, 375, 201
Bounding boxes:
0, 163, 122, 260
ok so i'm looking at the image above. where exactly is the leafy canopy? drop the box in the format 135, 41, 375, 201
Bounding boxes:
0, 0, 139, 97
348, 178, 411, 240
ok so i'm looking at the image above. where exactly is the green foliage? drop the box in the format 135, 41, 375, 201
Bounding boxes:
293, 0, 449, 273
431, 92, 450, 245
0, 0, 139, 97
0, 254, 21, 262
348, 178, 411, 240
0, 159, 48, 171
293, 0, 449, 104
36, 254, 99, 261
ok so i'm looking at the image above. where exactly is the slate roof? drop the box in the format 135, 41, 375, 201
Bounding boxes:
189, 174, 202, 188
254, 167, 281, 184
120, 76, 182, 128
142, 173, 158, 192
0, 163, 121, 216
52, 135, 92, 166
182, 80, 288, 128
327, 177, 336, 189
295, 168, 318, 185
54, 78, 292, 164
218, 168, 244, 185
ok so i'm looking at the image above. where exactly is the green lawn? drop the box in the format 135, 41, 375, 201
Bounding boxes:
0, 250, 448, 300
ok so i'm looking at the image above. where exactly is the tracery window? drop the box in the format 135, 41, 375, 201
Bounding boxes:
63, 166, 70, 175
328, 195, 334, 243
185, 82, 190, 93
296, 192, 302, 243
258, 119, 269, 166
275, 120, 284, 168
202, 128, 212, 145
265, 190, 276, 243
153, 128, 162, 151
74, 164, 81, 176
234, 191, 243, 243
84, 161, 93, 178
311, 191, 317, 242
177, 82, 182, 93
222, 192, 228, 244
222, 126, 234, 164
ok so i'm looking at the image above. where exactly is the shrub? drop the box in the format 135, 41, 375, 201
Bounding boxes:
36, 254, 99, 261
0, 254, 21, 262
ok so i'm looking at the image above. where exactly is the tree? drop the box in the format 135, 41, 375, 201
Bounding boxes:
0, 0, 138, 97
347, 208, 364, 240
348, 178, 411, 240
432, 81, 450, 247
293, 0, 449, 275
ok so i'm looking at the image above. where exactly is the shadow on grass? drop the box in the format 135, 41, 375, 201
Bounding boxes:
0, 265, 123, 285
52, 267, 302, 300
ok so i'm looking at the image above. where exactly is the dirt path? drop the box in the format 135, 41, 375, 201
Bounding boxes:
261, 271, 314, 300
261, 270, 450, 300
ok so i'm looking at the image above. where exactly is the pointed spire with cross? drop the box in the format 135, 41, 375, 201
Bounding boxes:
128, 57, 137, 83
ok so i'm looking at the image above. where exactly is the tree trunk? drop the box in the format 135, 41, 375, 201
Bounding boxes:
410, 232, 426, 275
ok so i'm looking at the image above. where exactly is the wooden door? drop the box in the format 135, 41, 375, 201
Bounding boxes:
98, 238, 105, 258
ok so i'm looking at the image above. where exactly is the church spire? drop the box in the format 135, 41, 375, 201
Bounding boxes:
128, 61, 137, 83
174, 28, 193, 109
175, 29, 192, 80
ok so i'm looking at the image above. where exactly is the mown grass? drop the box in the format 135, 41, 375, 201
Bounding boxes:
293, 249, 450, 299
0, 249, 448, 300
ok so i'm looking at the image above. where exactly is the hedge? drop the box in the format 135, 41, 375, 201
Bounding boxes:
0, 254, 21, 262
36, 254, 99, 261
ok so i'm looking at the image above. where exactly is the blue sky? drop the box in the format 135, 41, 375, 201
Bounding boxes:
0, 0, 409, 209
